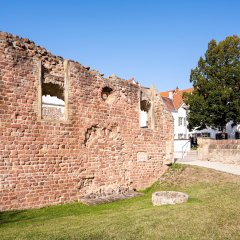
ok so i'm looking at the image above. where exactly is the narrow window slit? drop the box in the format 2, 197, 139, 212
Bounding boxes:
140, 99, 151, 128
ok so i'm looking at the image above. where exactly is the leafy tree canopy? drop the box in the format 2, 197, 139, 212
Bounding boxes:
184, 35, 240, 131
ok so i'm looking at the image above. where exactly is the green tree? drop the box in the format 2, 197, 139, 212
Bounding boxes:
184, 35, 240, 132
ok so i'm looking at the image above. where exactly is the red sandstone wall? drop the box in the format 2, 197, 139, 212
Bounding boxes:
0, 32, 174, 211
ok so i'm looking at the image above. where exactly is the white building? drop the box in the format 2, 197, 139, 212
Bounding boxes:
160, 87, 240, 158
161, 87, 192, 140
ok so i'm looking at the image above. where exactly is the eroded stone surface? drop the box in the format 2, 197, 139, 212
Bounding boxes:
152, 191, 188, 206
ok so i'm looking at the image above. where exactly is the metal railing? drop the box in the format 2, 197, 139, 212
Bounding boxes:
181, 140, 190, 159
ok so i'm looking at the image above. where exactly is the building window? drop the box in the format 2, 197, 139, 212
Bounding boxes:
202, 132, 210, 138
193, 132, 211, 138
178, 134, 186, 139
178, 117, 183, 126
184, 118, 186, 126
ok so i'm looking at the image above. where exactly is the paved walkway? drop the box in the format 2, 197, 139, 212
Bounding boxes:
176, 160, 240, 176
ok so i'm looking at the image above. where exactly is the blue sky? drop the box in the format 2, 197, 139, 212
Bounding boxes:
1, 0, 239, 91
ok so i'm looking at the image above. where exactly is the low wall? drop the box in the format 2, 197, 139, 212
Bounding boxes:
197, 138, 240, 165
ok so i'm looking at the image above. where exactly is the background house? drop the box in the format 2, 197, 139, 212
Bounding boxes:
160, 87, 192, 140
160, 87, 192, 158
160, 87, 240, 158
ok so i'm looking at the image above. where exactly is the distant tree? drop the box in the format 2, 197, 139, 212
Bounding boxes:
184, 35, 240, 132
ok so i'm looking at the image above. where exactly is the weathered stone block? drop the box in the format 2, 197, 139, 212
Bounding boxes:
152, 191, 189, 206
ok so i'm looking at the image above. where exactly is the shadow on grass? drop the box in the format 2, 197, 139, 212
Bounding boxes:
0, 195, 146, 226
0, 210, 33, 224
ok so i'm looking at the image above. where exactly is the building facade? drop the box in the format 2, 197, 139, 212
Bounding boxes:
160, 87, 240, 158
161, 87, 240, 140
161, 87, 192, 140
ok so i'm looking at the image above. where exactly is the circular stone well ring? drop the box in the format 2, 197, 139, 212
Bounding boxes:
152, 191, 189, 206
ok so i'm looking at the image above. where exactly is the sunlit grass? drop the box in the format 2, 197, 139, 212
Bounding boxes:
1, 164, 240, 240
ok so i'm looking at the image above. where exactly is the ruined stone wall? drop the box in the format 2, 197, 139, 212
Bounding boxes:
197, 138, 240, 164
0, 32, 174, 211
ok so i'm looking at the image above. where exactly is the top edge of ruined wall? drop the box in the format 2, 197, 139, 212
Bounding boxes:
0, 31, 140, 87
0, 31, 64, 63
198, 138, 240, 145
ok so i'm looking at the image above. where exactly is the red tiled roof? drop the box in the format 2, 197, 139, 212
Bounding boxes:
160, 87, 193, 110
160, 90, 174, 98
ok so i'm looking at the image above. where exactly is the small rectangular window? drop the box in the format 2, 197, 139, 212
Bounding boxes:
178, 134, 184, 139
202, 132, 210, 138
178, 117, 183, 126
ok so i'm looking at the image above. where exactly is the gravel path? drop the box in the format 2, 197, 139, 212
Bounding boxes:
177, 160, 240, 176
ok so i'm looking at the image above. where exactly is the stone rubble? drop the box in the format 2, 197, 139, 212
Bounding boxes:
152, 191, 189, 206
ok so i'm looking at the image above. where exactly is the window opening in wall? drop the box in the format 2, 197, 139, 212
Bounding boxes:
178, 117, 183, 126
140, 99, 151, 128
202, 132, 211, 138
192, 132, 211, 138
178, 133, 186, 139
101, 87, 112, 101
42, 83, 65, 120
101, 86, 115, 104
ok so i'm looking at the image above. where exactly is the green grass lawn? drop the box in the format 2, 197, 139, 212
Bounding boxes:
1, 164, 240, 240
